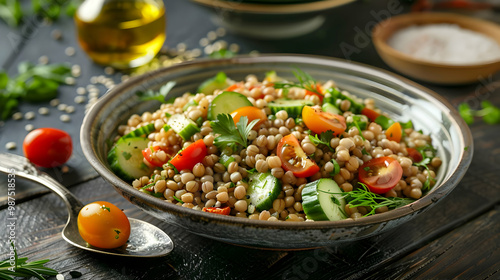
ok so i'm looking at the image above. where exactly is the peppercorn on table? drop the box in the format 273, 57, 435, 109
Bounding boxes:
1, 0, 500, 279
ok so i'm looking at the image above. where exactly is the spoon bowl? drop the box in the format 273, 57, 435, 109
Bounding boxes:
0, 153, 174, 258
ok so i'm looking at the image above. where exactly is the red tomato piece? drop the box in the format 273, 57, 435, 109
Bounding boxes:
169, 139, 207, 171
142, 145, 176, 167
202, 206, 231, 215
358, 156, 403, 194
361, 107, 380, 122
277, 134, 320, 178
230, 106, 267, 128
406, 148, 423, 163
77, 201, 131, 249
302, 106, 346, 135
23, 128, 72, 168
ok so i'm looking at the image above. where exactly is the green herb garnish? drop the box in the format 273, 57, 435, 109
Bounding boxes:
273, 69, 323, 97
0, 242, 59, 280
330, 158, 340, 176
101, 205, 111, 212
345, 183, 415, 216
211, 114, 259, 151
136, 81, 176, 103
458, 101, 500, 125
0, 62, 71, 120
308, 130, 334, 151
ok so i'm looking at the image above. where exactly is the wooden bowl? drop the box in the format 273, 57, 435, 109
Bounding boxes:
372, 12, 500, 85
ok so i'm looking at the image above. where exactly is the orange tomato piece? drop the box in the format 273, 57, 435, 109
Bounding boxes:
302, 106, 346, 135
361, 107, 380, 122
305, 84, 324, 102
231, 106, 267, 128
386, 122, 402, 142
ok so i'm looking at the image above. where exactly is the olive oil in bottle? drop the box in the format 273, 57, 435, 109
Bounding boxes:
75, 0, 166, 69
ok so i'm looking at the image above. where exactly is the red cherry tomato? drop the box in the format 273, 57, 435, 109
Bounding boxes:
230, 106, 267, 128
169, 139, 207, 171
406, 148, 423, 163
23, 128, 72, 168
358, 156, 403, 194
361, 107, 380, 122
302, 106, 346, 135
276, 134, 320, 178
77, 201, 131, 249
202, 206, 231, 215
142, 145, 176, 167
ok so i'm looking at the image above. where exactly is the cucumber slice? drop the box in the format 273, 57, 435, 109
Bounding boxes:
207, 91, 253, 120
321, 103, 341, 115
246, 172, 281, 212
167, 114, 200, 141
107, 137, 152, 181
122, 123, 155, 139
302, 178, 347, 221
197, 72, 231, 95
267, 99, 313, 118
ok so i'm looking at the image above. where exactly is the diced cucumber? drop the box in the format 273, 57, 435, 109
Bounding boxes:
121, 123, 155, 139
107, 137, 152, 182
322, 103, 341, 115
324, 88, 364, 114
267, 99, 313, 118
167, 114, 200, 141
346, 114, 368, 131
246, 172, 281, 212
207, 91, 253, 120
265, 70, 284, 82
301, 178, 347, 221
182, 99, 198, 111
219, 154, 235, 168
197, 72, 231, 95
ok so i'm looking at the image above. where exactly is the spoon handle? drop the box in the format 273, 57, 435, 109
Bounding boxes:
0, 153, 84, 219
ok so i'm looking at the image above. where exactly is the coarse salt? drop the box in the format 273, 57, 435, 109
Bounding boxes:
388, 23, 500, 65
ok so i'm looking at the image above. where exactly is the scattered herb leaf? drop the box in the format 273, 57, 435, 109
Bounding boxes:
211, 114, 259, 151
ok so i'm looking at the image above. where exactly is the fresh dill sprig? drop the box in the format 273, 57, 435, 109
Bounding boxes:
273, 69, 323, 97
344, 183, 415, 216
0, 243, 59, 280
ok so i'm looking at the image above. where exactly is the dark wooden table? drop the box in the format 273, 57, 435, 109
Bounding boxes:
1, 0, 499, 279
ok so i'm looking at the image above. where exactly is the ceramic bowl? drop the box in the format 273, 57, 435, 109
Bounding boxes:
190, 0, 355, 39
372, 12, 500, 85
81, 54, 473, 249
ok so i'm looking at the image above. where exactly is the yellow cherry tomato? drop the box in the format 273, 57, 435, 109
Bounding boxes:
302, 106, 346, 135
78, 201, 131, 249
230, 106, 267, 128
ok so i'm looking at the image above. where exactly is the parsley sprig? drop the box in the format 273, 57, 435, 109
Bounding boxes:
344, 183, 415, 216
308, 131, 335, 151
0, 243, 58, 280
459, 101, 500, 125
413, 144, 437, 192
211, 113, 259, 151
0, 62, 72, 120
273, 69, 323, 97
0, 0, 78, 27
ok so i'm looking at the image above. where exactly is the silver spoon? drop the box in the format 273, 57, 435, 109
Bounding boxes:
0, 153, 174, 257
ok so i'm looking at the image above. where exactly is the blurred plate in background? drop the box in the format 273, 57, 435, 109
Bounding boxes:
191, 0, 355, 39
